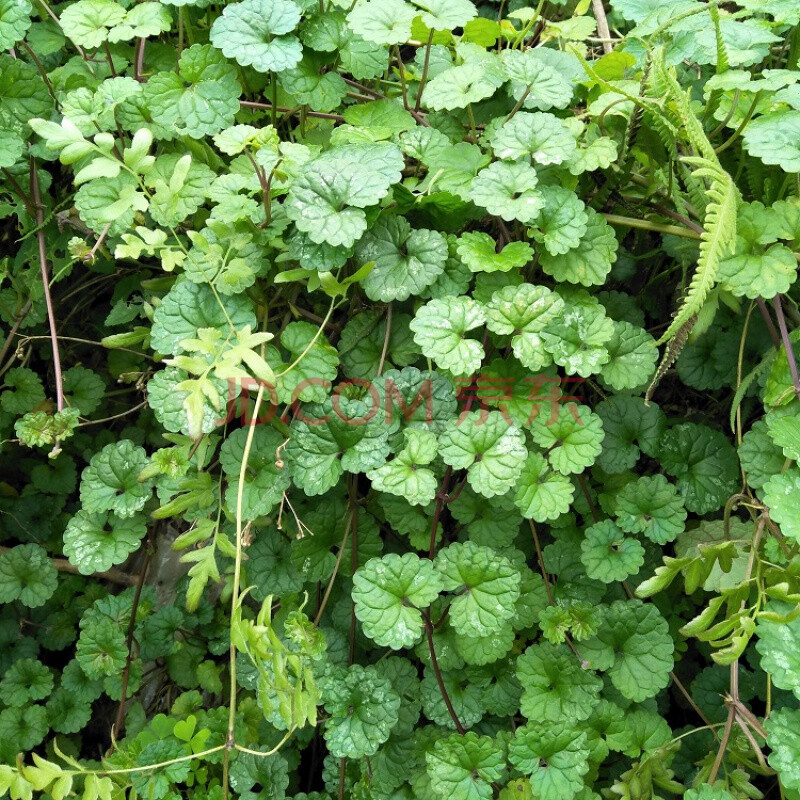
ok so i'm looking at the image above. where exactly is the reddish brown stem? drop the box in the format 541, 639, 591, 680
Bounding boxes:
415, 31, 435, 112
111, 544, 152, 743
528, 519, 555, 605
134, 37, 146, 81
756, 297, 781, 349
576, 474, 600, 523
428, 466, 452, 559
30, 158, 64, 411
240, 99, 344, 122
424, 610, 465, 735
772, 294, 800, 403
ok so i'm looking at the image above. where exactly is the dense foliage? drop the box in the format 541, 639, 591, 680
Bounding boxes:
2, 0, 800, 797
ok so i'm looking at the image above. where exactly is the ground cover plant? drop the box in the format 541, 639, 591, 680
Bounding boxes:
2, 0, 800, 797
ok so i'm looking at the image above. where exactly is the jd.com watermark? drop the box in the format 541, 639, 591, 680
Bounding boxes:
215, 373, 586, 428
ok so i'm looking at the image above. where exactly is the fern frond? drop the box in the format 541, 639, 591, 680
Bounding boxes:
678, 160, 710, 218
643, 109, 680, 160
647, 49, 739, 348
645, 313, 697, 404
657, 156, 738, 345
708, 3, 730, 75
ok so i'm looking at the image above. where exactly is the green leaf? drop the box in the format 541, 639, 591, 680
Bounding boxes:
367, 429, 439, 506
743, 110, 800, 172
342, 98, 415, 134
272, 320, 339, 404
0, 657, 53, 707
0, 54, 52, 132
755, 601, 800, 699
530, 186, 589, 256
184, 224, 262, 294
411, 0, 476, 29
147, 367, 227, 438
220, 427, 291, 519
59, 0, 125, 47
0, 127, 24, 168
762, 469, 800, 542
338, 309, 417, 379
765, 408, 800, 461
285, 143, 403, 247
62, 366, 104, 415
541, 303, 614, 377
491, 112, 577, 165
374, 366, 458, 439
539, 601, 598, 645
455, 626, 515, 666
63, 511, 146, 574
598, 321, 658, 391
595, 394, 665, 474
426, 732, 504, 800
79, 440, 153, 518
517, 642, 602, 723
210, 0, 302, 73
229, 750, 289, 800
286, 397, 391, 495
357, 216, 448, 301
529, 403, 604, 475
144, 44, 241, 139
614, 474, 687, 544
577, 600, 674, 702
410, 296, 486, 376
0, 705, 48, 753
424, 61, 505, 111
59, 0, 169, 46
146, 154, 214, 229
15, 408, 80, 450
509, 721, 590, 800
1, 367, 45, 414
501, 49, 575, 111
61, 80, 142, 137
46, 689, 92, 735
280, 55, 348, 112
566, 133, 618, 176
450, 486, 522, 547
514, 452, 575, 522
245, 528, 304, 599
150, 280, 256, 355
352, 552, 443, 648
765, 706, 800, 791
739, 420, 785, 489
108, 2, 170, 40
580, 520, 644, 584
75, 616, 128, 678
456, 232, 533, 274
0, 543, 56, 607
438, 411, 527, 498
347, 0, 416, 45
321, 664, 401, 757
468, 161, 543, 224
74, 173, 148, 236
303, 12, 389, 81
434, 541, 521, 637
287, 500, 381, 583
719, 244, 797, 299
604, 706, 672, 757
0, 0, 31, 49
539, 208, 618, 287
658, 423, 739, 514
